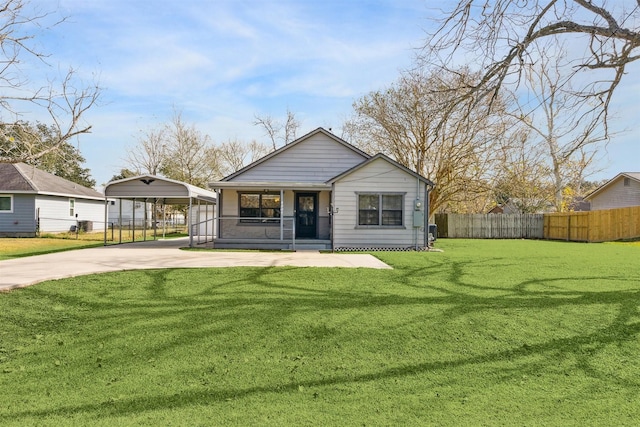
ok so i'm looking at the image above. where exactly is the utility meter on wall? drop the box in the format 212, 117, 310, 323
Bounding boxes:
413, 199, 424, 228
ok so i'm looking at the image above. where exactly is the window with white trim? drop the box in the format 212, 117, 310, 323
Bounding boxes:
239, 192, 281, 223
0, 195, 13, 213
358, 193, 403, 226
69, 199, 75, 217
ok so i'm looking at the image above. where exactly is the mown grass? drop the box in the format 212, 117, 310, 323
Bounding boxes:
0, 231, 188, 260
0, 239, 639, 426
0, 236, 103, 260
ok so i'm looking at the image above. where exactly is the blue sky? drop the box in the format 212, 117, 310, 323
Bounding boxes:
25, 0, 640, 186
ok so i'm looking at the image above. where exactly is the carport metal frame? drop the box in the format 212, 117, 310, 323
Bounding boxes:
103, 175, 217, 247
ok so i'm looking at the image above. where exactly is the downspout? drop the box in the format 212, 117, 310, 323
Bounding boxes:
424, 182, 432, 249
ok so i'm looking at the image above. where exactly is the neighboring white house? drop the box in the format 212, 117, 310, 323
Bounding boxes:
0, 163, 105, 237
209, 127, 435, 251
107, 199, 155, 227
586, 172, 640, 211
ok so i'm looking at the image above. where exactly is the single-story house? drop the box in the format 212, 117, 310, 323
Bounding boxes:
586, 172, 640, 210
0, 162, 105, 237
210, 127, 435, 251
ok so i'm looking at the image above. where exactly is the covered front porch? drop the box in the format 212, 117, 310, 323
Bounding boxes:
211, 182, 335, 250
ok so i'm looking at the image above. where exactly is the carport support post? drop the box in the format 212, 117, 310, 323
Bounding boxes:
197, 198, 201, 245
188, 197, 193, 248
118, 198, 123, 244
103, 198, 108, 246
162, 201, 166, 239
132, 198, 136, 242
143, 199, 147, 242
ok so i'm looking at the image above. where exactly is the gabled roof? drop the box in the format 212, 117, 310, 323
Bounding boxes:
585, 172, 640, 200
104, 174, 217, 204
220, 127, 370, 182
0, 162, 104, 200
326, 153, 435, 187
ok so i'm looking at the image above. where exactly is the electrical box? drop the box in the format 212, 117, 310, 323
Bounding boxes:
413, 198, 424, 228
413, 210, 424, 228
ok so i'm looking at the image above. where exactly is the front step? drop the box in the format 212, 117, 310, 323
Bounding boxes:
291, 243, 331, 251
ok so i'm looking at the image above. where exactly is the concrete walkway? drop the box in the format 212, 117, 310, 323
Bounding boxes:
0, 238, 391, 291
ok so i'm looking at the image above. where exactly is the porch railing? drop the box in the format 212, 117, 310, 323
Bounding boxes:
214, 216, 297, 250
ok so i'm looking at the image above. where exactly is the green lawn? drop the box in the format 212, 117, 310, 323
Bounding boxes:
0, 231, 188, 260
1, 239, 639, 426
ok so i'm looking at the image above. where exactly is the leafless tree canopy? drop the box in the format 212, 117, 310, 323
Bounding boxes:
253, 109, 301, 150
423, 0, 640, 133
125, 111, 270, 185
0, 0, 100, 163
507, 47, 609, 211
347, 68, 512, 215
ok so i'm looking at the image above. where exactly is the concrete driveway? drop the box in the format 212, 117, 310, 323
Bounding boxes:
0, 238, 391, 291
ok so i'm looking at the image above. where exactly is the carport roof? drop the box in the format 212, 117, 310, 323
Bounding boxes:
104, 175, 217, 204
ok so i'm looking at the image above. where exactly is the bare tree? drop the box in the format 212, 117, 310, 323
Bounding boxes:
509, 46, 609, 211
347, 67, 511, 215
283, 109, 300, 144
492, 129, 553, 213
125, 128, 166, 175
253, 114, 280, 151
422, 0, 640, 135
0, 1, 100, 163
253, 108, 301, 150
216, 138, 269, 177
160, 111, 215, 188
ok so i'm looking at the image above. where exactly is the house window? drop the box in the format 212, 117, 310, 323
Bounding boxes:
0, 195, 13, 213
624, 177, 631, 187
239, 192, 281, 223
69, 199, 75, 216
358, 193, 403, 226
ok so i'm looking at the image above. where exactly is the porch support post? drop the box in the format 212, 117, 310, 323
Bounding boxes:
280, 189, 284, 241
330, 183, 336, 252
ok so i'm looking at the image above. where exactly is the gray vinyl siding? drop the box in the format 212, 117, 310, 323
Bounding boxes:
590, 176, 640, 210
332, 158, 427, 248
229, 133, 367, 182
0, 194, 37, 236
36, 195, 105, 232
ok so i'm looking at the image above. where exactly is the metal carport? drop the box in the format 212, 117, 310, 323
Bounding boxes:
103, 175, 217, 247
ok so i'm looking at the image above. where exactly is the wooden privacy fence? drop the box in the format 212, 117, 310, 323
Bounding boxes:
544, 206, 640, 242
434, 213, 544, 239
435, 206, 640, 242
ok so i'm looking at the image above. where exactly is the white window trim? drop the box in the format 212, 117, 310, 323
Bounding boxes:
0, 194, 13, 213
69, 198, 75, 217
355, 192, 406, 229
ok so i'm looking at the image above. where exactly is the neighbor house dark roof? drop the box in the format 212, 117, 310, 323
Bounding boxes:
0, 162, 104, 200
